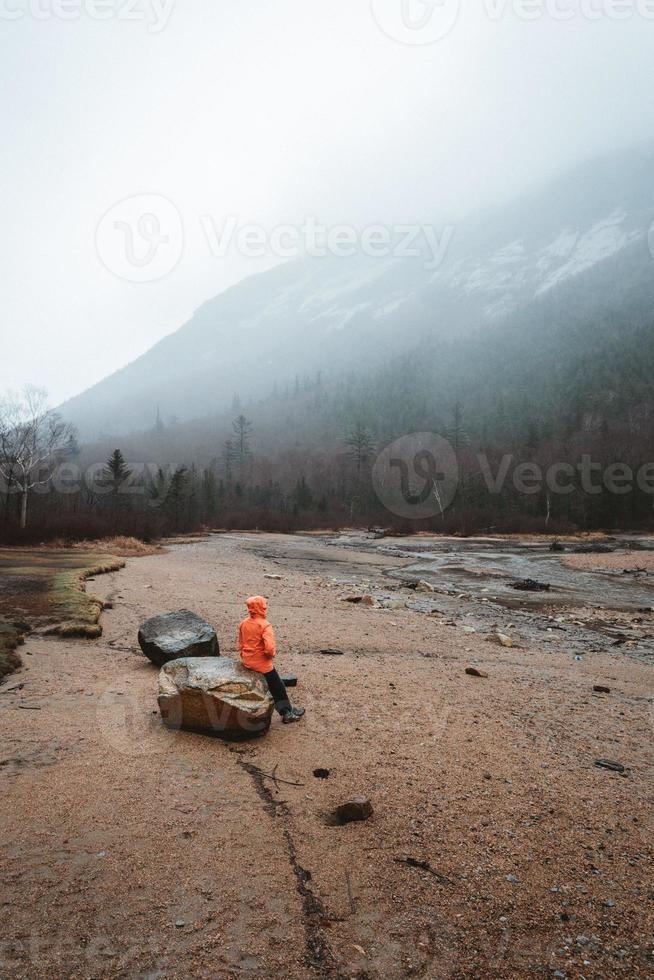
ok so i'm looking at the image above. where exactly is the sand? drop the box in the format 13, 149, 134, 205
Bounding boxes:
0, 532, 652, 979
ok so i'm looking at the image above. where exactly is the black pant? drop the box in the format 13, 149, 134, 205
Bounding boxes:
263, 668, 291, 715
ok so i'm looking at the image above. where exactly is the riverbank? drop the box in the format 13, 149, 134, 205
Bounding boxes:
0, 532, 652, 978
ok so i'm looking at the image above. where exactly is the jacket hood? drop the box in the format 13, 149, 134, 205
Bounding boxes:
246, 595, 268, 618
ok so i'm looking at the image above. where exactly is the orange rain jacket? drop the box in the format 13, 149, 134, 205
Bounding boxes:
239, 596, 276, 674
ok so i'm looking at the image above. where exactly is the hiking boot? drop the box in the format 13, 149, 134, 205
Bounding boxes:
282, 706, 305, 724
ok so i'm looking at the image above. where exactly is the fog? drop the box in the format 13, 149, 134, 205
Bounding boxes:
1, 0, 653, 404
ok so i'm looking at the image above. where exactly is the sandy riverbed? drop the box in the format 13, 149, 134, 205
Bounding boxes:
0, 533, 652, 979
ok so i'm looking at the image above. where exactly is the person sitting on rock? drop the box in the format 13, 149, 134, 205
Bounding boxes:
239, 596, 305, 724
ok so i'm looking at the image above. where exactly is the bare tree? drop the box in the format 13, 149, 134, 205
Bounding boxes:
0, 387, 75, 529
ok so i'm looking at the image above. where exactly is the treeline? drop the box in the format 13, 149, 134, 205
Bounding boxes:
3, 272, 654, 541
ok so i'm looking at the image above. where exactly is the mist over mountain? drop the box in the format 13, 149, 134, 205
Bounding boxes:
61, 144, 654, 441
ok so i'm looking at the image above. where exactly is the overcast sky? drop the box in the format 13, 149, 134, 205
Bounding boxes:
1, 0, 653, 404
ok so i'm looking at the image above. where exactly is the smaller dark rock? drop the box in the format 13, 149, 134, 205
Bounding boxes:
595, 759, 625, 773
465, 667, 488, 678
593, 685, 611, 694
328, 796, 373, 825
313, 768, 330, 779
511, 579, 551, 592
320, 648, 345, 656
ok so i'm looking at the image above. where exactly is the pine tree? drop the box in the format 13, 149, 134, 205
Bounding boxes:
447, 402, 470, 453
232, 415, 253, 465
222, 439, 237, 481
346, 422, 374, 476
293, 476, 314, 511
103, 449, 132, 497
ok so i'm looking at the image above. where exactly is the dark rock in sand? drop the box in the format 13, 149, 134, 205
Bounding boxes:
593, 685, 611, 694
138, 610, 218, 667
321, 648, 345, 656
158, 657, 273, 740
511, 579, 551, 592
465, 667, 488, 678
594, 759, 625, 773
328, 796, 373, 825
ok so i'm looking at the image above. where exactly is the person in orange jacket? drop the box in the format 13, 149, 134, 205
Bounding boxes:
239, 596, 305, 724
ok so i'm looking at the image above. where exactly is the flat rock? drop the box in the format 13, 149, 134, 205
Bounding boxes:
487, 632, 513, 648
138, 610, 219, 668
158, 657, 273, 740
465, 667, 488, 678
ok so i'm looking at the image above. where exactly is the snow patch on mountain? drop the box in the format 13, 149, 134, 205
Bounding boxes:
536, 210, 641, 294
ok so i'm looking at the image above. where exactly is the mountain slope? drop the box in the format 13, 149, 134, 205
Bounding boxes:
61, 145, 654, 438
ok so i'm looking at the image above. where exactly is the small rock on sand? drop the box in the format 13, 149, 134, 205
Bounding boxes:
329, 796, 373, 825
594, 759, 626, 773
465, 667, 488, 678
487, 633, 513, 648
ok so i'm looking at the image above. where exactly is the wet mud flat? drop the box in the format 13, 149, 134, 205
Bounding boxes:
240, 532, 654, 662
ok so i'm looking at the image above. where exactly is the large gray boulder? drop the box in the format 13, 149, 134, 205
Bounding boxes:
158, 657, 274, 740
138, 610, 218, 668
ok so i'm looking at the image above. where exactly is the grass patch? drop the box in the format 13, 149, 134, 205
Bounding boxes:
46, 536, 162, 558
48, 556, 125, 637
0, 619, 23, 681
